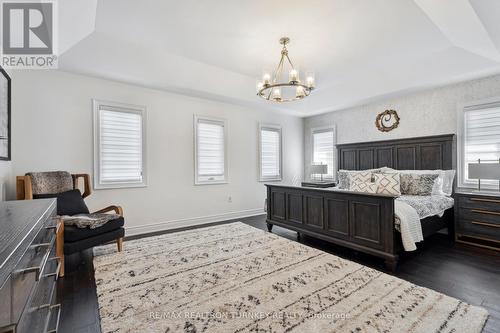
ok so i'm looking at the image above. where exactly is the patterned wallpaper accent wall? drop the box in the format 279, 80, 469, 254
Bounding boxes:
304, 74, 500, 179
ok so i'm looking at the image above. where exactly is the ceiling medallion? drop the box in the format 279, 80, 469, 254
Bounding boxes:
256, 37, 315, 102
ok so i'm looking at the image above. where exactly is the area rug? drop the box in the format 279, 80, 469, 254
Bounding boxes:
93, 222, 488, 332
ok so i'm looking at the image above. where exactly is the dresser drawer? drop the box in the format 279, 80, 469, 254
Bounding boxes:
457, 218, 500, 241
458, 196, 500, 212
17, 256, 61, 333
459, 208, 500, 226
17, 289, 60, 333
11, 220, 59, 324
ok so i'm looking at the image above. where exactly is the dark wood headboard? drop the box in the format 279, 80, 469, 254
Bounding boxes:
337, 134, 455, 171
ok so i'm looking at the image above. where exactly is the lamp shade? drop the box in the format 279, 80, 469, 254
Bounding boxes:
468, 163, 500, 180
311, 164, 328, 175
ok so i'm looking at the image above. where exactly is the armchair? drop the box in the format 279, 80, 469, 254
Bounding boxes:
16, 171, 125, 276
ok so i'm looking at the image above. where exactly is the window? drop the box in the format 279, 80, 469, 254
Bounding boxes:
460, 101, 500, 188
194, 115, 227, 184
312, 127, 335, 179
259, 124, 282, 181
93, 100, 146, 189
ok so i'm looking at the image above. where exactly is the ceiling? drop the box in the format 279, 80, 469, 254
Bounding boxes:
58, 0, 500, 117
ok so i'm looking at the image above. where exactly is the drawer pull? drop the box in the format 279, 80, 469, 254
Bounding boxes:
471, 209, 500, 216
472, 221, 500, 228
42, 257, 61, 281
45, 219, 62, 234
45, 304, 61, 333
14, 253, 49, 281
16, 237, 55, 281
30, 242, 52, 250
470, 197, 500, 204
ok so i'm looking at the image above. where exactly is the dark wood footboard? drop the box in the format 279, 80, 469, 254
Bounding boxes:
266, 184, 399, 270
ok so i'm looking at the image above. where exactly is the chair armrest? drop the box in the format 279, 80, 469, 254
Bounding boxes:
93, 205, 123, 217
72, 174, 91, 198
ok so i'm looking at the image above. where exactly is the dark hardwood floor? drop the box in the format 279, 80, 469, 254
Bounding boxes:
57, 215, 500, 333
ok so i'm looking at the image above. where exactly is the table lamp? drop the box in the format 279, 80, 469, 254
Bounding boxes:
311, 164, 328, 182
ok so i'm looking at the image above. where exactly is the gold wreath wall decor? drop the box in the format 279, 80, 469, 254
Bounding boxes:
375, 109, 400, 132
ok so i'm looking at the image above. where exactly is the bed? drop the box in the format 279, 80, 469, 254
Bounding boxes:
265, 134, 456, 271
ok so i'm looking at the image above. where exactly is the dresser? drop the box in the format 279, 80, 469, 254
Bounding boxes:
455, 190, 500, 251
0, 199, 62, 333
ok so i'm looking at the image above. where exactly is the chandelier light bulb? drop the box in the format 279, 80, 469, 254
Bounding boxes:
296, 86, 305, 99
272, 88, 282, 101
289, 69, 299, 83
306, 71, 315, 88
263, 73, 271, 85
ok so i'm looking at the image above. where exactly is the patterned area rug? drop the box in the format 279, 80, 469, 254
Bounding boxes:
93, 222, 488, 332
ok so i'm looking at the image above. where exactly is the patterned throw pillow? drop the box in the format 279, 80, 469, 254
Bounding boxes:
400, 173, 439, 195
337, 169, 382, 190
374, 173, 401, 196
349, 180, 378, 194
348, 171, 372, 184
337, 171, 350, 189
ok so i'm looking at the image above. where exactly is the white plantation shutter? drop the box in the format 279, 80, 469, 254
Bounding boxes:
463, 104, 500, 185
195, 116, 227, 184
94, 100, 146, 188
313, 129, 335, 179
260, 125, 282, 181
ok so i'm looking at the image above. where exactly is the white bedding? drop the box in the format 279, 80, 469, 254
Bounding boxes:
395, 195, 454, 251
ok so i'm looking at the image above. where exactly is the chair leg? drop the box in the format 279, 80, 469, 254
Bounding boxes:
117, 237, 123, 252
56, 220, 65, 277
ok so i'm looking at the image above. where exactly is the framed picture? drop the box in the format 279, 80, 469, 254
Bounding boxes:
0, 66, 11, 160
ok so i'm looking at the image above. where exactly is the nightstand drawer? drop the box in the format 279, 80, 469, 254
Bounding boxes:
457, 218, 500, 240
458, 196, 500, 212
459, 208, 500, 226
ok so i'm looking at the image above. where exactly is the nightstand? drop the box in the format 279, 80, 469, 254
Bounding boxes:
301, 181, 336, 188
455, 189, 500, 251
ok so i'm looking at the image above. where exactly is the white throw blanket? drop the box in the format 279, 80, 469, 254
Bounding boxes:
394, 201, 423, 251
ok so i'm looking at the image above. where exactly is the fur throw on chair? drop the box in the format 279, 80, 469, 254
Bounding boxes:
27, 171, 73, 195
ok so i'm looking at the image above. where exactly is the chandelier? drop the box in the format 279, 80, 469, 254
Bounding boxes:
256, 37, 315, 102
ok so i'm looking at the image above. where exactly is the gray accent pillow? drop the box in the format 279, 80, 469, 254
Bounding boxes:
400, 173, 439, 196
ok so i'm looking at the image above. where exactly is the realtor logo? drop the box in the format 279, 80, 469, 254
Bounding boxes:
1, 1, 57, 68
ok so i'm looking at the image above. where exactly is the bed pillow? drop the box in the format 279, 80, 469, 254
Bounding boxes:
337, 171, 350, 189
394, 169, 455, 196
348, 171, 372, 184
349, 180, 378, 194
441, 170, 455, 196
337, 168, 382, 189
373, 173, 401, 196
400, 173, 439, 195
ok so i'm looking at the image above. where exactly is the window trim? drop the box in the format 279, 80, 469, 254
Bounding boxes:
258, 123, 282, 182
194, 115, 228, 185
93, 99, 147, 190
457, 97, 500, 189
311, 125, 336, 181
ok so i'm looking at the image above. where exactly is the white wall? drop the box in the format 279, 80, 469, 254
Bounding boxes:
0, 162, 11, 201
304, 74, 500, 179
8, 70, 303, 235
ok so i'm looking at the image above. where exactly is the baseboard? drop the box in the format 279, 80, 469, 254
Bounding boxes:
125, 208, 265, 237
